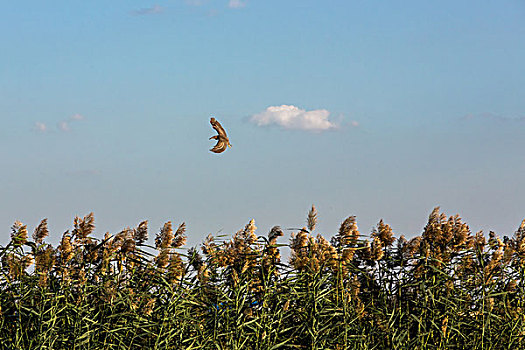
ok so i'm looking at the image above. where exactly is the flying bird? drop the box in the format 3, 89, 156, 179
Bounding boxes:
209, 117, 232, 153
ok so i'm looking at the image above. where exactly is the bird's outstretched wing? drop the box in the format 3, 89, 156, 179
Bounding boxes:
210, 117, 228, 138
210, 139, 229, 153
209, 117, 231, 154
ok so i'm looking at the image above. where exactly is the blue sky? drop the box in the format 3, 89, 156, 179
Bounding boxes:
1, 1, 525, 247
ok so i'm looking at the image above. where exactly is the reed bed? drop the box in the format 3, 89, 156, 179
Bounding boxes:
1, 207, 524, 349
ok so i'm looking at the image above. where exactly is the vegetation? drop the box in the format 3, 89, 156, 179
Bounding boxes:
1, 206, 524, 349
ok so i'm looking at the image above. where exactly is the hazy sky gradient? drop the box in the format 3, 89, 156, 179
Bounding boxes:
2, 1, 525, 247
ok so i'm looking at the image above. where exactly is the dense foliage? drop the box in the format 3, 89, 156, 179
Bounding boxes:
1, 207, 524, 349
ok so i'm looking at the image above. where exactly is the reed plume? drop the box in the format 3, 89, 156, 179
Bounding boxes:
33, 218, 49, 244
307, 204, 317, 232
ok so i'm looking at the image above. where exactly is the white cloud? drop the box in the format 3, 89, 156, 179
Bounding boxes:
251, 105, 337, 131
34, 122, 47, 133
350, 120, 360, 127
58, 121, 70, 132
132, 5, 164, 15
58, 114, 86, 132
32, 114, 86, 134
228, 0, 246, 8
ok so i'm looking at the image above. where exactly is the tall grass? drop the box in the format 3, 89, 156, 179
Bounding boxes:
1, 207, 524, 349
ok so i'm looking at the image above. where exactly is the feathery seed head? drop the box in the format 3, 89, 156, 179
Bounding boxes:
342, 247, 355, 262
202, 234, 216, 256
155, 221, 173, 249
2, 252, 32, 279
188, 247, 204, 271
373, 220, 395, 247
121, 238, 136, 254
35, 245, 56, 273
134, 220, 148, 245
59, 232, 74, 263
290, 229, 310, 264
33, 218, 49, 244
244, 219, 257, 244
474, 231, 486, 252
268, 225, 283, 243
370, 236, 385, 261
172, 222, 187, 248
332, 216, 360, 248
307, 205, 317, 232
11, 221, 28, 246
168, 253, 184, 283
73, 213, 95, 240
155, 248, 170, 269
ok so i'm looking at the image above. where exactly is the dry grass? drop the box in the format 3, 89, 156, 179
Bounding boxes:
1, 207, 524, 349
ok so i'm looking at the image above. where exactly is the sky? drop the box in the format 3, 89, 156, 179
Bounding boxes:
1, 0, 525, 248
